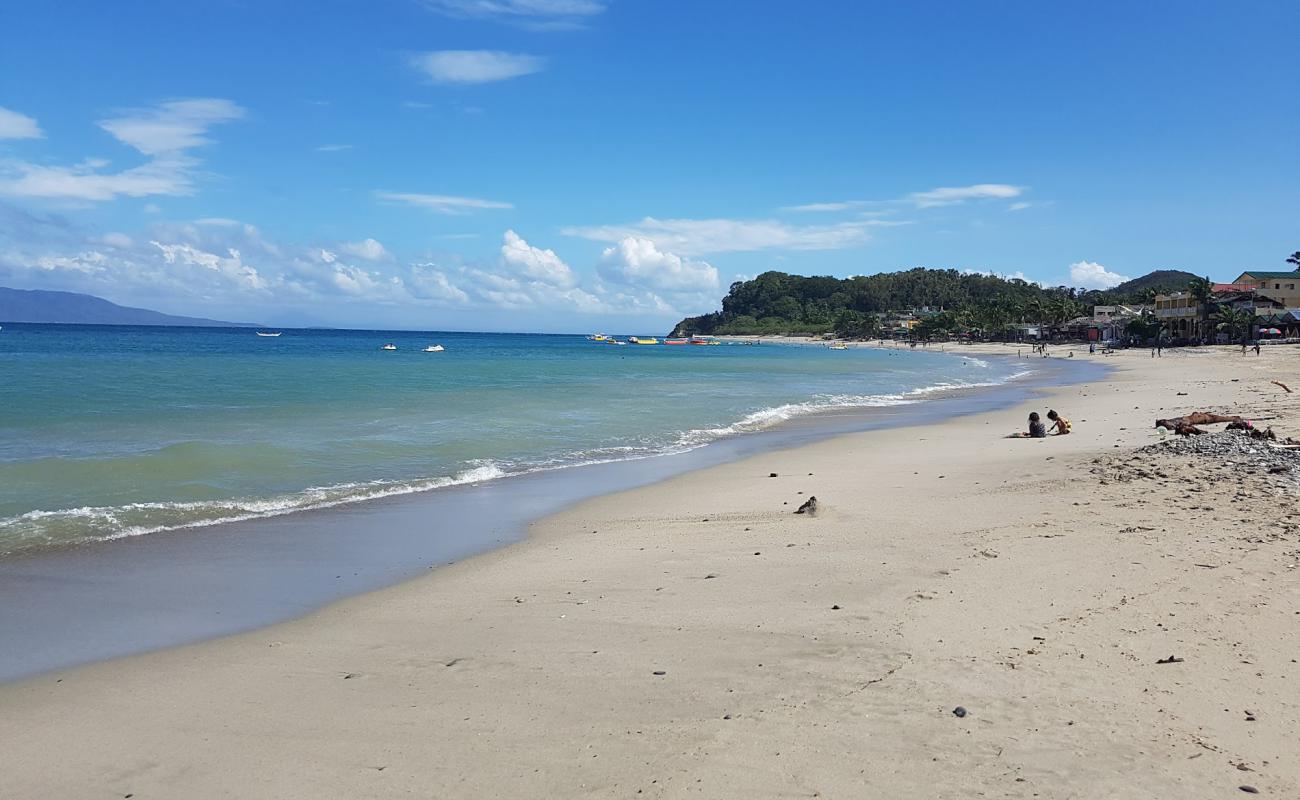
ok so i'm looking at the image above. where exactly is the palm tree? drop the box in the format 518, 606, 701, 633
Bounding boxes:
1288, 251, 1300, 271
1187, 275, 1214, 341
1217, 307, 1255, 343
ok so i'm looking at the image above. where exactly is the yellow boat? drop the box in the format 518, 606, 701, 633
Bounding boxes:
587, 333, 609, 341
628, 337, 660, 345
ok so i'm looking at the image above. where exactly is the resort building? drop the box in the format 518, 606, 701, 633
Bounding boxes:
1234, 270, 1300, 308
1153, 292, 1203, 338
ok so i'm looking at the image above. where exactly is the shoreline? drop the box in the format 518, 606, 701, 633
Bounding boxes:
0, 352, 1092, 684
4, 346, 1297, 797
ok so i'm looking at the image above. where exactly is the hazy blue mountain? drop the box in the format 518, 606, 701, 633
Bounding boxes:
0, 287, 258, 327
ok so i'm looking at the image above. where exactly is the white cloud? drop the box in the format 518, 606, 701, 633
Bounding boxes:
0, 107, 43, 139
1069, 260, 1130, 289
0, 99, 243, 202
409, 51, 544, 85
152, 240, 267, 290
340, 238, 389, 261
97, 99, 244, 156
781, 200, 870, 213
1008, 202, 1031, 211
315, 144, 353, 152
421, 0, 605, 28
409, 263, 471, 304
598, 236, 718, 292
376, 191, 513, 215
563, 216, 886, 255
908, 184, 1023, 208
500, 229, 575, 286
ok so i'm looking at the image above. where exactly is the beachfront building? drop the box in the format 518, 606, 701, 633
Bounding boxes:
1234, 270, 1300, 308
1090, 304, 1147, 341
1153, 292, 1203, 338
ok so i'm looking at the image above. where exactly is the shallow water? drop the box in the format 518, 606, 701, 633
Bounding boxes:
0, 325, 1026, 556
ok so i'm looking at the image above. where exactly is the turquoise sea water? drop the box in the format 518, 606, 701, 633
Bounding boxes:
0, 325, 1027, 556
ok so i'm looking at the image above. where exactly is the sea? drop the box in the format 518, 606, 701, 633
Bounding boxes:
0, 324, 1029, 558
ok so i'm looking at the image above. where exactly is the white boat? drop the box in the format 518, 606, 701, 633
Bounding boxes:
423, 345, 445, 352
256, 331, 281, 337
381, 343, 397, 351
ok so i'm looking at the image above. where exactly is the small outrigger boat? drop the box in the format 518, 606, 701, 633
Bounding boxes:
423, 344, 444, 352
381, 343, 397, 351
664, 338, 689, 345
628, 337, 660, 345
690, 336, 720, 346
256, 331, 281, 337
604, 338, 627, 346
828, 342, 849, 350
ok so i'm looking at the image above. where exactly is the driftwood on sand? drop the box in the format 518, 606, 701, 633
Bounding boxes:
1156, 412, 1244, 436
1272, 381, 1292, 394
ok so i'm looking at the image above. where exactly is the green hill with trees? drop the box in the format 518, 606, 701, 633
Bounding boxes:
671, 268, 1169, 339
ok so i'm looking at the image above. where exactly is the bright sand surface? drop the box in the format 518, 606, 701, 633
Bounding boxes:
3, 344, 1299, 798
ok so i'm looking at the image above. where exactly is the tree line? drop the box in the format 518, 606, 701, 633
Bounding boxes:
671, 268, 1168, 339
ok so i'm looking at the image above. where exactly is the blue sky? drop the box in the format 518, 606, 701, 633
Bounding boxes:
1, 1, 1296, 331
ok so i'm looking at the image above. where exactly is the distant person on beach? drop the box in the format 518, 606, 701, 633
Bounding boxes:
1010, 412, 1047, 438
1046, 409, 1071, 435
1254, 342, 1261, 355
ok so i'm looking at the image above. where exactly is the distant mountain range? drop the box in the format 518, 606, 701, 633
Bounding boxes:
0, 287, 258, 327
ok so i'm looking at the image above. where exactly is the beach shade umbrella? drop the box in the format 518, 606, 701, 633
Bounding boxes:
1258, 327, 1282, 335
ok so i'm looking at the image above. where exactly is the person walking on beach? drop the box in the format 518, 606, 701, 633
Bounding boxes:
1254, 342, 1261, 355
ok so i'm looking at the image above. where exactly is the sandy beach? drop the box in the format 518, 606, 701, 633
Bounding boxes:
3, 344, 1298, 798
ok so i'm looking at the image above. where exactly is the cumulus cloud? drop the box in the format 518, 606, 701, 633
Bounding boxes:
376, 191, 513, 215
0, 107, 43, 139
340, 238, 389, 261
152, 240, 267, 290
409, 51, 544, 84
0, 98, 244, 202
598, 236, 718, 292
1008, 202, 1031, 211
1069, 260, 1130, 289
499, 229, 575, 286
908, 184, 1023, 208
563, 216, 889, 255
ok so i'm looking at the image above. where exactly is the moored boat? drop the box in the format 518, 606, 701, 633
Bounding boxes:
628, 337, 660, 345
587, 333, 610, 341
423, 344, 445, 352
256, 331, 281, 337
664, 338, 689, 345
381, 343, 397, 351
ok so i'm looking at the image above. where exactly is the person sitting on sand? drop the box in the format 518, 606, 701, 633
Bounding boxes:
1009, 412, 1047, 438
1046, 409, 1071, 435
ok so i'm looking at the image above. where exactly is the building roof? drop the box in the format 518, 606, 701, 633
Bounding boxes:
1212, 283, 1253, 292
1237, 270, 1300, 280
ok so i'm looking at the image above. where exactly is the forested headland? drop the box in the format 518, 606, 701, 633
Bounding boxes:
671, 268, 1197, 339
